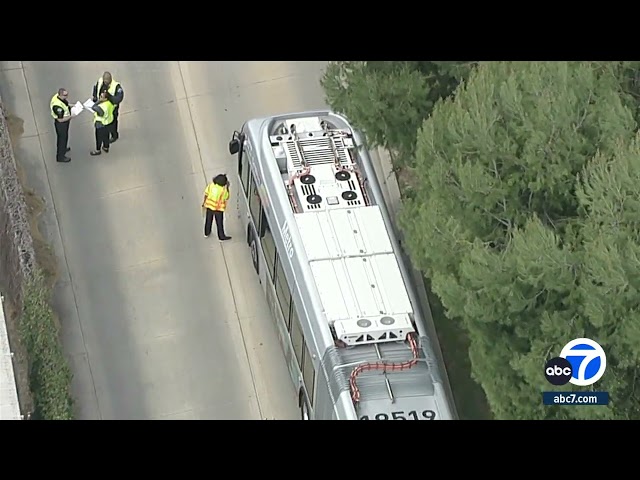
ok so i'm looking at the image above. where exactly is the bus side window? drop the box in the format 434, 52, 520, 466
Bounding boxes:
289, 301, 304, 368
302, 339, 316, 406
274, 257, 292, 330
239, 147, 250, 196
248, 175, 261, 227
260, 210, 277, 280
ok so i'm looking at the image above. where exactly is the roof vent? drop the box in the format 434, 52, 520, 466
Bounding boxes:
342, 191, 357, 201
336, 170, 351, 181
301, 174, 316, 185
334, 314, 416, 346
307, 194, 322, 206
380, 316, 395, 326
357, 318, 371, 328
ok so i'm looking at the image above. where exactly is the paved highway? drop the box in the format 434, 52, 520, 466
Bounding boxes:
0, 61, 329, 419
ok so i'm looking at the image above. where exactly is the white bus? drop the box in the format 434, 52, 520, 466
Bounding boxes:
228, 110, 455, 420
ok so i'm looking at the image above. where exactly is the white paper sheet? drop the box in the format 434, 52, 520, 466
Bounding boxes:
70, 101, 83, 116
83, 98, 95, 111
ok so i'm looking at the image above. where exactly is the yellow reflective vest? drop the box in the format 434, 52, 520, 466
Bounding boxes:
94, 100, 115, 126
96, 77, 121, 98
204, 183, 230, 211
50, 94, 70, 119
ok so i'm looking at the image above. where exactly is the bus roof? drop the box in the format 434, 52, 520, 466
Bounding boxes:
246, 111, 454, 419
294, 207, 416, 345
267, 114, 418, 346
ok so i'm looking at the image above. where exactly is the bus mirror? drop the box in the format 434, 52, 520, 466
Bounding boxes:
229, 138, 240, 155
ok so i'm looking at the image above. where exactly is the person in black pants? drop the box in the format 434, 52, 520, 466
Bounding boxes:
50, 88, 77, 163
202, 174, 232, 240
92, 72, 124, 143
90, 92, 115, 156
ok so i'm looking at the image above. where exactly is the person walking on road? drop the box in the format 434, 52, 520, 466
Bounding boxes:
90, 91, 115, 156
92, 71, 124, 143
50, 88, 78, 163
202, 174, 232, 240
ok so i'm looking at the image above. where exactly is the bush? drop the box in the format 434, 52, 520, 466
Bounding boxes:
19, 268, 74, 420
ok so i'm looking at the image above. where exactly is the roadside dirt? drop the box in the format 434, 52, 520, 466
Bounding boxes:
2, 112, 32, 417
3, 111, 61, 418
8, 114, 60, 296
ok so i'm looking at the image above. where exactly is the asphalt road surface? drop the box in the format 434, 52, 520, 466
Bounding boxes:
0, 61, 329, 420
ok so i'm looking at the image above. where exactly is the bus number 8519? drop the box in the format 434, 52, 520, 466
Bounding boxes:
360, 410, 436, 420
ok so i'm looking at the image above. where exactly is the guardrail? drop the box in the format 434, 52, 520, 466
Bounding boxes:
0, 293, 22, 420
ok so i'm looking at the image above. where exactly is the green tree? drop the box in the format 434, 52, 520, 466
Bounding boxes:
320, 61, 474, 168
575, 135, 640, 418
613, 61, 640, 124
398, 61, 639, 419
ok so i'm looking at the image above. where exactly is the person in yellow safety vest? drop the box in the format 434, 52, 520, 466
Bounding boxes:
90, 91, 115, 156
202, 174, 232, 240
50, 87, 79, 163
92, 71, 124, 143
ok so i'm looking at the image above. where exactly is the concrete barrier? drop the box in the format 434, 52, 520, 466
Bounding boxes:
0, 95, 35, 418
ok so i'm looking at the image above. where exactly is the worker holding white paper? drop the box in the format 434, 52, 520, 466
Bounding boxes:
89, 91, 116, 156
50, 87, 79, 163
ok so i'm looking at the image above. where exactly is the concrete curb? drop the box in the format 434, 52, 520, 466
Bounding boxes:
368, 146, 460, 420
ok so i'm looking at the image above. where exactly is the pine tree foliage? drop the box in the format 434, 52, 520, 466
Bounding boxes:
612, 61, 640, 124
320, 61, 429, 163
575, 136, 640, 418
320, 61, 473, 167
398, 61, 640, 419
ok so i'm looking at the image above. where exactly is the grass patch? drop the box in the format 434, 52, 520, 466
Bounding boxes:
6, 111, 74, 420
20, 269, 74, 419
422, 276, 493, 420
